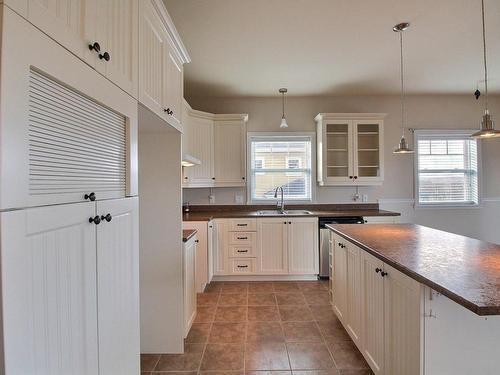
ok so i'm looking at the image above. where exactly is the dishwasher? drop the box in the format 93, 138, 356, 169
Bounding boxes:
319, 216, 365, 278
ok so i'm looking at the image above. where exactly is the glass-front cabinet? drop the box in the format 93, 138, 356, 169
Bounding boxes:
316, 114, 385, 186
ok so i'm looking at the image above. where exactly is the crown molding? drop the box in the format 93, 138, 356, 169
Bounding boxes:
315, 113, 387, 122
152, 0, 191, 64
183, 99, 248, 122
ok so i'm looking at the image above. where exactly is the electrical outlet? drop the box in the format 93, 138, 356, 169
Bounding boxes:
209, 194, 215, 204
235, 194, 244, 204
362, 194, 368, 202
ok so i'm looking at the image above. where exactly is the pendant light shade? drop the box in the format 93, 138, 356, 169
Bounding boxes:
393, 22, 414, 154
279, 88, 288, 128
472, 0, 500, 139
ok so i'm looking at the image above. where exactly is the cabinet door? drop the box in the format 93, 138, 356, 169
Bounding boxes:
184, 237, 197, 337
95, 0, 139, 97
139, 0, 167, 116
214, 120, 246, 186
28, 0, 94, 60
333, 237, 348, 322
321, 120, 354, 185
384, 264, 421, 375
345, 243, 362, 345
183, 115, 215, 187
207, 221, 214, 283
213, 220, 228, 275
257, 218, 288, 274
96, 197, 139, 375
0, 202, 98, 375
163, 41, 183, 130
182, 221, 209, 293
360, 251, 385, 374
288, 217, 318, 274
353, 120, 384, 184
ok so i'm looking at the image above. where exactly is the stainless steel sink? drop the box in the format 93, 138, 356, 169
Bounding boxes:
257, 210, 313, 216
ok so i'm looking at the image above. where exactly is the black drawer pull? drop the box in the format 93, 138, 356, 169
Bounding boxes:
84, 192, 96, 201
237, 250, 248, 253
89, 216, 101, 225
380, 271, 388, 277
237, 236, 248, 240
375, 268, 382, 273
100, 213, 112, 222
88, 42, 101, 52
99, 51, 110, 61
237, 223, 248, 226
237, 265, 249, 268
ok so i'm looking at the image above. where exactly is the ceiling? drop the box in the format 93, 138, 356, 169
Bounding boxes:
163, 0, 500, 98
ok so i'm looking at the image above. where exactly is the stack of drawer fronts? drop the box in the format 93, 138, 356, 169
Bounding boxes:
227, 219, 257, 274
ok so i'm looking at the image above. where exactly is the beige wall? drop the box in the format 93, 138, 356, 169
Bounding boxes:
183, 95, 500, 243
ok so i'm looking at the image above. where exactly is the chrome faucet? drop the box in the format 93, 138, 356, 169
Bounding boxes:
274, 186, 285, 213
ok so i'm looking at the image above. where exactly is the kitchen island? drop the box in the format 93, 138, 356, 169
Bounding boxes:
328, 223, 500, 375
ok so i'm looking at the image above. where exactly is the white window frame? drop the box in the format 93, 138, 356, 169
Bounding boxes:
414, 129, 482, 209
247, 132, 316, 204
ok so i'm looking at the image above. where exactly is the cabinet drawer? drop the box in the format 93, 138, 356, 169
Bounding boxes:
229, 232, 256, 246
229, 245, 255, 258
230, 258, 256, 274
230, 219, 257, 232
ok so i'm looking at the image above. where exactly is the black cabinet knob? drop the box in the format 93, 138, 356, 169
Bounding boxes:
212, 177, 215, 180
164, 108, 173, 115
88, 42, 101, 52
284, 221, 287, 224
242, 177, 245, 180
99, 51, 110, 61
164, 108, 169, 113
195, 239, 199, 243
101, 213, 112, 222
288, 221, 291, 224
89, 216, 101, 225
84, 192, 96, 201
375, 267, 382, 273
380, 271, 388, 277
349, 176, 353, 179
354, 176, 358, 179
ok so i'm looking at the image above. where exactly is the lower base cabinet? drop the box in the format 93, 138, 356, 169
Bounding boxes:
331, 233, 421, 375
183, 235, 197, 337
0, 197, 140, 375
213, 217, 319, 276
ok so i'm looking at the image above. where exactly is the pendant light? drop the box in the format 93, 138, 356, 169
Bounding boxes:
472, 0, 500, 138
279, 88, 288, 128
393, 22, 414, 154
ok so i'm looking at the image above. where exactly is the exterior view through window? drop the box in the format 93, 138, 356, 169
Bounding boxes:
249, 135, 312, 202
415, 131, 479, 207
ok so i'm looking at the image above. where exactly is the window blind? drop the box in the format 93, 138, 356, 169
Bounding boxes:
416, 132, 479, 206
250, 136, 312, 201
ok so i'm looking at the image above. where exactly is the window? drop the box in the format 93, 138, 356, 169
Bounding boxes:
249, 135, 313, 202
415, 130, 480, 207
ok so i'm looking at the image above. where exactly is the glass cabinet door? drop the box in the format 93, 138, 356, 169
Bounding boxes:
353, 121, 383, 181
325, 121, 352, 180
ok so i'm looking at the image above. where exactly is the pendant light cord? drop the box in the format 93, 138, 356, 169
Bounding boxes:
282, 92, 285, 118
399, 31, 406, 138
481, 0, 489, 112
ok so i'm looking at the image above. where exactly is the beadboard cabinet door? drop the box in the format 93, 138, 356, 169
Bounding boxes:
94, 0, 139, 97
214, 119, 247, 187
345, 243, 362, 345
333, 237, 348, 322
0, 202, 99, 375
183, 236, 197, 337
27, 0, 94, 61
257, 218, 288, 274
360, 250, 385, 374
96, 197, 140, 375
164, 39, 183, 129
288, 217, 319, 274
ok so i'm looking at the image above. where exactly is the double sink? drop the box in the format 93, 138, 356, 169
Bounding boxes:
257, 210, 313, 216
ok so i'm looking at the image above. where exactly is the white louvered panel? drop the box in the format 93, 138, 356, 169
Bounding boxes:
28, 69, 126, 198
1, 203, 98, 375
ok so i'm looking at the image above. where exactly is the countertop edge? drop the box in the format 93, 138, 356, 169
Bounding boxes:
182, 229, 197, 243
327, 225, 490, 316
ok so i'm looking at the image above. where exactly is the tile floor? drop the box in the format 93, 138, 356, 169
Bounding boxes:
141, 281, 373, 375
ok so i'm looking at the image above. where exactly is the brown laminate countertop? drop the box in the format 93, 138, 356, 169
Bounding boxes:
182, 229, 197, 243
327, 223, 500, 316
182, 204, 400, 222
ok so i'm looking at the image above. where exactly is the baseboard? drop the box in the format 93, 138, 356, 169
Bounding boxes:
212, 274, 319, 282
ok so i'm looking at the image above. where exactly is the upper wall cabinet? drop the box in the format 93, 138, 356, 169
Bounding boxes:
182, 101, 248, 188
316, 113, 385, 186
23, 0, 139, 97
139, 0, 190, 131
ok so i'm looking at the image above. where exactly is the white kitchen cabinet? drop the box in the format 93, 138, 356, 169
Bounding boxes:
139, 0, 189, 131
360, 250, 385, 374
183, 234, 197, 337
0, 8, 138, 210
96, 197, 139, 375
345, 242, 362, 345
182, 108, 215, 187
333, 236, 348, 322
213, 219, 228, 275
257, 218, 288, 274
214, 117, 248, 186
288, 217, 319, 274
182, 101, 248, 188
0, 202, 99, 375
316, 113, 385, 186
93, 0, 138, 97
183, 220, 213, 292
